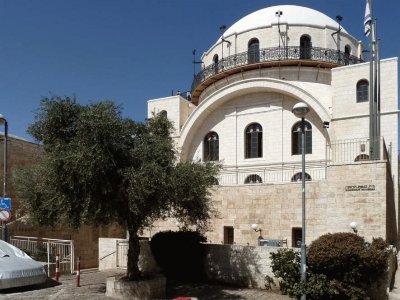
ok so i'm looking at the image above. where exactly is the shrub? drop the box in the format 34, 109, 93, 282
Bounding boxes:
308, 233, 389, 299
150, 230, 207, 282
270, 248, 301, 297
270, 233, 389, 300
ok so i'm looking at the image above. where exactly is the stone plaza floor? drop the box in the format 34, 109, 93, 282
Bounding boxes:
0, 269, 292, 300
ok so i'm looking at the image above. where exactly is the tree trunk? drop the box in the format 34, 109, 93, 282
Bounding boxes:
127, 228, 141, 281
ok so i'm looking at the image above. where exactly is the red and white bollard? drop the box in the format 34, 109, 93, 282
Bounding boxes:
55, 254, 60, 282
76, 256, 81, 287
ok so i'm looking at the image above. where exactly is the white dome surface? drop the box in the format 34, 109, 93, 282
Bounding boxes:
222, 5, 347, 38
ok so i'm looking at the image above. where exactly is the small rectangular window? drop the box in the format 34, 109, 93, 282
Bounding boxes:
223, 226, 234, 244
292, 227, 302, 248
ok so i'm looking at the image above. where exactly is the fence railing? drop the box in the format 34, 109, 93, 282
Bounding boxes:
218, 162, 326, 185
192, 46, 363, 92
116, 240, 128, 269
10, 236, 75, 275
217, 137, 389, 186
327, 137, 382, 163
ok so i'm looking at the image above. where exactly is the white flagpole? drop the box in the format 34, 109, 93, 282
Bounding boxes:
367, 0, 380, 159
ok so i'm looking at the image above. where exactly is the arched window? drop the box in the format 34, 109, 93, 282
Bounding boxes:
245, 123, 262, 158
355, 154, 369, 162
300, 35, 312, 59
213, 54, 219, 74
344, 45, 351, 64
204, 131, 219, 161
356, 80, 369, 102
245, 174, 263, 184
292, 121, 312, 155
159, 110, 167, 117
248, 38, 260, 64
291, 172, 311, 182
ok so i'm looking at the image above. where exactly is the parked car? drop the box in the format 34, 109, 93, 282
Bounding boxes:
0, 240, 47, 289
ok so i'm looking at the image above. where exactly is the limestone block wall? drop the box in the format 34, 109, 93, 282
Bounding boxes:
205, 161, 388, 246
204, 243, 280, 289
103, 240, 394, 299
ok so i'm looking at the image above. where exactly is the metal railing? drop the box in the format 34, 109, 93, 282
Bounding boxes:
327, 137, 383, 163
116, 240, 128, 269
216, 137, 389, 186
192, 46, 363, 92
10, 236, 75, 275
218, 161, 326, 185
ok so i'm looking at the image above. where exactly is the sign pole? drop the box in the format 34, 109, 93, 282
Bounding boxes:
1, 119, 8, 241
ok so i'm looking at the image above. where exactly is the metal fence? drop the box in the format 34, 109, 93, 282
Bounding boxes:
10, 236, 75, 275
327, 137, 380, 163
192, 46, 363, 91
216, 137, 389, 186
218, 162, 326, 185
116, 240, 128, 269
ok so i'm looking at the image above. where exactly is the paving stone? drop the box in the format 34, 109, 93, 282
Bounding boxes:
0, 269, 291, 300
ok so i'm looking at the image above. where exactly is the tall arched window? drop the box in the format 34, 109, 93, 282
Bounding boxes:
356, 80, 369, 102
213, 54, 219, 74
245, 123, 262, 158
204, 131, 219, 161
248, 38, 260, 64
300, 35, 312, 59
291, 172, 312, 182
292, 121, 312, 155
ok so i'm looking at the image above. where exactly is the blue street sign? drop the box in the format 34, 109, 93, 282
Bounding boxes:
0, 198, 11, 210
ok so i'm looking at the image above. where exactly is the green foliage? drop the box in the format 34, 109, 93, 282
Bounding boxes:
270, 233, 389, 300
150, 230, 207, 282
307, 233, 389, 299
14, 96, 220, 280
270, 248, 301, 297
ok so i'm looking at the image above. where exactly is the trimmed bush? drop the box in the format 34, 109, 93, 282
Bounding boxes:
307, 233, 389, 299
150, 230, 207, 282
270, 233, 389, 300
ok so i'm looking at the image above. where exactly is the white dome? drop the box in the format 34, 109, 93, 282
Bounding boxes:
221, 5, 347, 39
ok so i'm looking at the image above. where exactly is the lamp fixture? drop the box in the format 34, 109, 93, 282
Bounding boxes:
251, 223, 261, 232
350, 221, 358, 234
292, 102, 310, 119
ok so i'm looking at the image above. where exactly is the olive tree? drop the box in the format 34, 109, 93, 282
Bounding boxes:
15, 96, 219, 280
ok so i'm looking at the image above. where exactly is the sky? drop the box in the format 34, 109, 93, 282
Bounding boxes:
0, 0, 398, 141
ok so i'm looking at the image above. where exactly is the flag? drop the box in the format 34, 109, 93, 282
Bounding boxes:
364, 0, 372, 36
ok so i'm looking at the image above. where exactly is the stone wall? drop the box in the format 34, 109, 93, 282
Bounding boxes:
204, 244, 278, 289
147, 160, 391, 247
101, 240, 396, 299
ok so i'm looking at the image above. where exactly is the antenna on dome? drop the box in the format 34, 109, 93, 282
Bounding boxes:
275, 10, 287, 58
192, 49, 203, 77
275, 10, 283, 48
331, 15, 343, 60
219, 24, 230, 62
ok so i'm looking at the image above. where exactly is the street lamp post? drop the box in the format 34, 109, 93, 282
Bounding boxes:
0, 114, 8, 241
292, 103, 310, 300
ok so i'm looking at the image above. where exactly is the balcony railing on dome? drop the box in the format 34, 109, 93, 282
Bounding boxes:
191, 46, 363, 92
